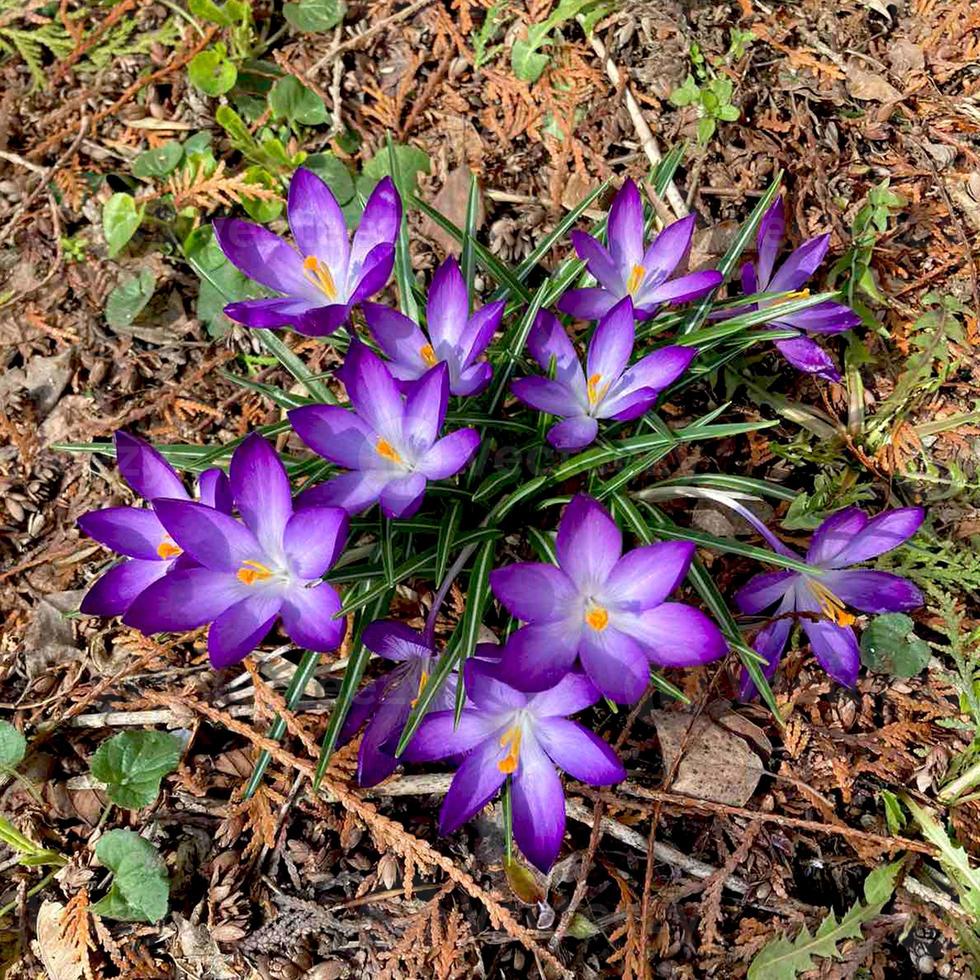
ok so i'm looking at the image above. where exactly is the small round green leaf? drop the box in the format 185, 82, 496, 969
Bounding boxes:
241, 166, 283, 223
102, 193, 143, 257
303, 152, 355, 204
104, 269, 156, 330
131, 142, 183, 180
91, 730, 183, 809
188, 45, 237, 97
284, 0, 346, 32
860, 613, 931, 679
93, 829, 170, 923
268, 75, 329, 127
0, 720, 26, 770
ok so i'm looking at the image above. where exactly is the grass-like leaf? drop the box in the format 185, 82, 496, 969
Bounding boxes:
387, 133, 420, 322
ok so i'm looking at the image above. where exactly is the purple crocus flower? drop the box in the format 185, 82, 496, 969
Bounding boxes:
557, 179, 722, 321
490, 494, 728, 704
363, 256, 504, 397
404, 661, 625, 872
213, 168, 401, 337
511, 299, 696, 451
78, 432, 231, 618
124, 434, 349, 668
736, 506, 924, 697
289, 343, 480, 519
733, 197, 861, 381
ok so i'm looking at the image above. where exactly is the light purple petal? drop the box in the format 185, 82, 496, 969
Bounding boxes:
800, 617, 860, 687
607, 179, 644, 270
404, 710, 499, 762
289, 404, 375, 469
419, 428, 479, 480
769, 234, 830, 293
819, 569, 923, 613
547, 415, 600, 451
511, 376, 583, 418
438, 737, 508, 834
639, 269, 723, 310
738, 613, 792, 700
280, 582, 345, 652
297, 471, 387, 515
230, 433, 293, 555
198, 469, 232, 514
454, 362, 492, 397
496, 623, 579, 693
755, 198, 785, 288
598, 388, 658, 423
556, 494, 621, 590
153, 499, 260, 573
578, 625, 650, 703
806, 508, 869, 566
349, 177, 401, 282
347, 243, 395, 305
223, 297, 314, 330
426, 257, 468, 350
78, 507, 167, 561
338, 343, 404, 439
604, 541, 695, 612
459, 300, 505, 367
490, 563, 578, 623
402, 362, 448, 450
283, 506, 348, 578
570, 230, 619, 287
603, 345, 697, 418
526, 310, 582, 386
775, 301, 861, 335
734, 570, 798, 614
463, 660, 529, 712
526, 671, 600, 717
363, 301, 430, 376
80, 558, 169, 618
773, 336, 840, 382
536, 718, 625, 784
115, 432, 186, 502
208, 592, 283, 669
586, 297, 634, 392
637, 214, 695, 289
511, 732, 566, 872
626, 602, 728, 667
363, 620, 431, 662
123, 567, 246, 634
379, 473, 426, 519
556, 287, 618, 321
287, 167, 349, 288
824, 507, 924, 568
212, 218, 312, 299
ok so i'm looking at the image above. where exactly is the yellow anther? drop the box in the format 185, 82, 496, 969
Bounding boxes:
237, 559, 273, 586
420, 343, 438, 367
497, 726, 522, 774
375, 437, 402, 464
626, 263, 646, 296
411, 670, 429, 709
808, 580, 857, 627
302, 254, 338, 300
585, 604, 609, 631
157, 538, 181, 560
773, 287, 811, 306
587, 372, 608, 407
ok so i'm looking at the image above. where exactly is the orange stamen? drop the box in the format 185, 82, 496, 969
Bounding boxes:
585, 604, 609, 631
587, 372, 607, 406
773, 287, 811, 306
420, 343, 438, 367
626, 263, 646, 296
157, 539, 181, 560
237, 559, 273, 586
411, 670, 429, 709
497, 727, 522, 774
302, 254, 338, 300
376, 437, 402, 464
808, 580, 856, 627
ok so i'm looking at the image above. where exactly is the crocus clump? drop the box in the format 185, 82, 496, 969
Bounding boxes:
731, 197, 861, 381
405, 661, 625, 872
558, 179, 722, 321
364, 256, 504, 396
213, 168, 401, 337
736, 506, 924, 697
511, 299, 696, 451
490, 494, 728, 703
78, 432, 231, 617
290, 342, 480, 518
124, 434, 349, 668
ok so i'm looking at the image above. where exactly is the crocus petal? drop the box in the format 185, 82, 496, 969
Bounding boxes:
607, 178, 645, 269
536, 718, 626, 784
824, 507, 925, 568
198, 469, 233, 514
626, 602, 728, 667
289, 404, 375, 469
734, 570, 798, 614
526, 671, 600, 716
419, 428, 479, 480
512, 732, 566, 872
739, 614, 792, 701
404, 710, 500, 762
638, 269, 722, 311
496, 622, 579, 693
556, 494, 621, 590
586, 297, 634, 390
819, 569, 923, 613
363, 620, 431, 662
638, 214, 695, 287
280, 582, 345, 652
806, 508, 868, 566
769, 234, 830, 293
755, 198, 785, 288
230, 433, 293, 555
775, 301, 861, 335
510, 377, 583, 418
363, 301, 430, 376
426, 257, 468, 350
547, 416, 600, 451
438, 737, 508, 834
114, 432, 186, 501
379, 473, 426, 519
349, 177, 401, 282
340, 674, 386, 742
557, 287, 618, 321
347, 243, 395, 305
578, 626, 650, 703
78, 507, 167, 561
490, 563, 578, 623
604, 541, 695, 612
604, 345, 697, 415
459, 299, 505, 367
454, 362, 493, 397
357, 688, 415, 786
598, 388, 658, 423
123, 567, 246, 634
800, 617, 860, 687
283, 506, 348, 578
287, 167, 350, 285
527, 310, 582, 386
296, 471, 387, 515
463, 660, 529, 712
80, 558, 169, 618
213, 218, 313, 299
297, 302, 352, 337
403, 362, 448, 450
773, 336, 840, 382
209, 592, 283, 669
570, 230, 619, 287
338, 343, 404, 439
223, 297, 315, 329
153, 499, 260, 573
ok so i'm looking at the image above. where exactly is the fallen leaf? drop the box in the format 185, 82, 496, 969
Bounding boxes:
420, 167, 485, 257
33, 902, 84, 980
846, 66, 903, 103
888, 38, 924, 75
23, 598, 77, 678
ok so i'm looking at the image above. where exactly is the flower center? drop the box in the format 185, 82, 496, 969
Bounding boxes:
376, 437, 402, 464
587, 372, 609, 407
302, 255, 338, 301
156, 537, 181, 560
497, 726, 522, 774
626, 263, 646, 296
808, 580, 856, 627
420, 343, 438, 367
772, 287, 810, 306
237, 559, 274, 586
585, 603, 609, 631
410, 670, 429, 709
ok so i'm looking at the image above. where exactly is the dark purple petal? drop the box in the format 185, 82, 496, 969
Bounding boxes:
115, 432, 186, 502
599, 388, 658, 423
404, 710, 499, 762
459, 299, 505, 367
578, 625, 650, 703
296, 471, 387, 515
570, 230, 619, 288
463, 660, 529, 712
819, 569, 923, 613
604, 541, 694, 612
78, 507, 167, 561
824, 507, 924, 568
496, 623, 578, 693
223, 297, 314, 330
230, 434, 293, 555
769, 234, 830, 293
490, 563, 578, 623
773, 336, 840, 382
603, 345, 697, 418
362, 620, 431, 662
556, 287, 618, 321
806, 508, 868, 566
80, 558, 169, 618
403, 362, 448, 450
512, 733, 566, 872
349, 177, 401, 280
123, 567, 245, 633
287, 167, 349, 284
283, 506, 348, 578
607, 179, 644, 270
755, 198, 785, 288
347, 243, 395, 305
154, 498, 260, 573
419, 428, 479, 480
586, 297, 634, 391
775, 301, 861, 335
526, 310, 582, 385
212, 218, 312, 299
356, 689, 413, 786
426, 257, 468, 350
510, 376, 582, 418
734, 570, 798, 614
741, 261, 759, 296
454, 362, 493, 397
438, 737, 508, 834
556, 494, 621, 590
363, 301, 430, 376
547, 416, 600, 451
340, 674, 386, 742
525, 671, 600, 717
280, 582, 345, 652
289, 403, 375, 469
535, 718, 625, 784
208, 593, 282, 669
800, 617, 860, 687
197, 469, 233, 514
639, 269, 723, 311
738, 613, 792, 700
296, 302, 351, 337
637, 213, 695, 288
627, 602, 728, 667
339, 343, 404, 440
379, 473, 426, 519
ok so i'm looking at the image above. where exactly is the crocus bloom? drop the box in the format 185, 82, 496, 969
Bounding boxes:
736, 506, 924, 697
731, 197, 861, 381
490, 495, 728, 703
558, 179, 722, 321
124, 434, 349, 668
290, 343, 480, 519
363, 256, 504, 397
511, 299, 696, 451
213, 168, 401, 337
78, 432, 231, 618
405, 661, 625, 872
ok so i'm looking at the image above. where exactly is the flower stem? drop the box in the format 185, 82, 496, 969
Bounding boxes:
422, 539, 480, 645
502, 778, 514, 863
